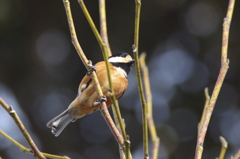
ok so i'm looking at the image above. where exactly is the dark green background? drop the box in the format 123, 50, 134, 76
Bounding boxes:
1, 0, 240, 159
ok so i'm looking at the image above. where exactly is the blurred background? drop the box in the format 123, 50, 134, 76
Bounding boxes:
0, 0, 240, 158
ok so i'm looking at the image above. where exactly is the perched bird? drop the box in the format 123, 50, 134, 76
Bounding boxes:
46, 51, 135, 137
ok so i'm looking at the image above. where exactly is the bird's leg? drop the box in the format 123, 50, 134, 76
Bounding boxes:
81, 60, 95, 92
93, 95, 107, 106
86, 60, 96, 76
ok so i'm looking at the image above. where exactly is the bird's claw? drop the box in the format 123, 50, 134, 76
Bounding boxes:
93, 95, 107, 106
87, 60, 96, 76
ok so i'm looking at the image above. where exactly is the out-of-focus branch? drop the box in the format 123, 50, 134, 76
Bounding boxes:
0, 129, 69, 159
195, 0, 235, 158
140, 53, 159, 159
232, 149, 240, 159
62, 0, 124, 151
0, 98, 46, 159
218, 136, 228, 159
98, 0, 111, 56
133, 0, 149, 159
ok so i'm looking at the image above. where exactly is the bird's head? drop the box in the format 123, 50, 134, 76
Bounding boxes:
108, 51, 135, 77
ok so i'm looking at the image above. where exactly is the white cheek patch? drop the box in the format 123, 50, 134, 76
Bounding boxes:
108, 57, 126, 63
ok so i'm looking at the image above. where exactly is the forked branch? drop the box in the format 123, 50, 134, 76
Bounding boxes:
195, 0, 235, 158
0, 129, 69, 159
62, 0, 125, 151
77, 0, 132, 157
0, 98, 46, 159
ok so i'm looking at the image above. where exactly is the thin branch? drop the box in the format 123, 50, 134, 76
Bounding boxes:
77, 0, 132, 157
140, 53, 159, 159
133, 0, 149, 159
0, 98, 46, 159
98, 0, 132, 158
218, 136, 228, 159
0, 129, 69, 159
62, 0, 124, 150
195, 0, 235, 158
98, 0, 124, 158
98, 0, 111, 56
198, 87, 210, 135
232, 149, 240, 159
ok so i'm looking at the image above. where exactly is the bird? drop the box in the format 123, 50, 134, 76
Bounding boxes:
46, 51, 135, 137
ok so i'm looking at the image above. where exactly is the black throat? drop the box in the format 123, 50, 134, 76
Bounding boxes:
110, 62, 133, 76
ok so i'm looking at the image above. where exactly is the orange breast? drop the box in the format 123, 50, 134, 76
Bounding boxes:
69, 61, 128, 118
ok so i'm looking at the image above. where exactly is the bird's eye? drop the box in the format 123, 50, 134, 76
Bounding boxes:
121, 53, 128, 57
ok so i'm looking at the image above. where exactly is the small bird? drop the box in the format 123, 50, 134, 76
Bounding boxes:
46, 51, 135, 136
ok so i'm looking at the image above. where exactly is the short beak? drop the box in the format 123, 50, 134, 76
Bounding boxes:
129, 59, 135, 63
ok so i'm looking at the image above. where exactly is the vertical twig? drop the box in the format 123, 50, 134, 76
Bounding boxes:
140, 53, 159, 159
98, 0, 132, 158
218, 136, 228, 159
98, 0, 111, 57
133, 0, 149, 159
62, 0, 124, 149
195, 0, 235, 158
78, 0, 132, 158
198, 87, 210, 135
0, 129, 70, 159
0, 98, 46, 159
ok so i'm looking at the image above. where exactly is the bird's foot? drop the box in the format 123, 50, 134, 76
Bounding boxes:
93, 95, 107, 106
87, 60, 96, 76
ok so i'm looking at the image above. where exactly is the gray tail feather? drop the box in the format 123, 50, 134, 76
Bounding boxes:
46, 109, 76, 137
